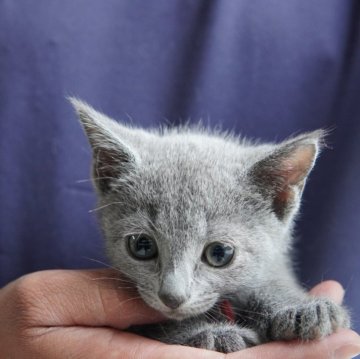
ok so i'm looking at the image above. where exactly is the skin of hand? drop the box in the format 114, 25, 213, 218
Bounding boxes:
0, 269, 359, 359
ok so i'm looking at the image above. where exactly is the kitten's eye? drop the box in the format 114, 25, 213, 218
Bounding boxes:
127, 234, 158, 260
203, 242, 234, 267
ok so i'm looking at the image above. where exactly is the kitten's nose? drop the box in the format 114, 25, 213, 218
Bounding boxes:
158, 291, 185, 309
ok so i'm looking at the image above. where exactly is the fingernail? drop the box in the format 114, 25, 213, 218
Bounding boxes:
335, 343, 360, 359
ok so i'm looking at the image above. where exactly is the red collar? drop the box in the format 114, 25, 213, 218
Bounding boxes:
219, 299, 235, 322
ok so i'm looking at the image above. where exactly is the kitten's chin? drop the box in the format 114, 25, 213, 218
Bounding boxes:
153, 299, 218, 321
162, 311, 190, 320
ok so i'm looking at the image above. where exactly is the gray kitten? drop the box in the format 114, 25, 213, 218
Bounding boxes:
71, 98, 349, 353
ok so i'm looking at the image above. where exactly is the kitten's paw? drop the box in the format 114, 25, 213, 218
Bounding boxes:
185, 324, 259, 353
269, 298, 350, 341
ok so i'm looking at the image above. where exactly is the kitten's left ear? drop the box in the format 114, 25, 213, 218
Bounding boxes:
69, 97, 141, 194
249, 130, 326, 220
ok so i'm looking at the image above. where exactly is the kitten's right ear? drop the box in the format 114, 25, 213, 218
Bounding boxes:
69, 97, 139, 194
248, 130, 325, 221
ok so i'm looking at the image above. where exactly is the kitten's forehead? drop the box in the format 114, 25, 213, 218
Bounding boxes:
139, 149, 240, 221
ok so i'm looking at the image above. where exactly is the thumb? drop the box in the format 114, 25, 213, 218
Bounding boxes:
3, 268, 163, 330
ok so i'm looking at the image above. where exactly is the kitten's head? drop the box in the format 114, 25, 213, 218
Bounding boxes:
71, 98, 324, 320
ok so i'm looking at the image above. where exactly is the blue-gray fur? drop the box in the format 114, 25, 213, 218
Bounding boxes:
71, 98, 349, 353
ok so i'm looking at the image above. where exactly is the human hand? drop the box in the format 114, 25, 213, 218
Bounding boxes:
229, 281, 360, 359
0, 269, 359, 359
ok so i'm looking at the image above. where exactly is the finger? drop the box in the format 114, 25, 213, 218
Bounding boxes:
7, 269, 163, 330
228, 329, 360, 359
309, 280, 345, 304
29, 327, 225, 359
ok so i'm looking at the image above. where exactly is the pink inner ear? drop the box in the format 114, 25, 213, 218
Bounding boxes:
252, 142, 318, 219
280, 144, 317, 186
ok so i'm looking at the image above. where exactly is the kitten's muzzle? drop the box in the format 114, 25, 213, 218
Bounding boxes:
158, 271, 189, 310
158, 291, 186, 309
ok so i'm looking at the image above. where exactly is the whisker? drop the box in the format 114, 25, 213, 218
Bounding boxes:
117, 295, 143, 308
82, 257, 138, 281
232, 308, 268, 318
89, 201, 126, 213
90, 276, 134, 283
204, 311, 218, 322
83, 257, 119, 270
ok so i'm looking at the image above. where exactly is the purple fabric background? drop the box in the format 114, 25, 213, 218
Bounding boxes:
0, 1, 359, 331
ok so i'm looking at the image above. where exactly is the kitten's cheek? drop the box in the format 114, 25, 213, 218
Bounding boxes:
137, 289, 166, 314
